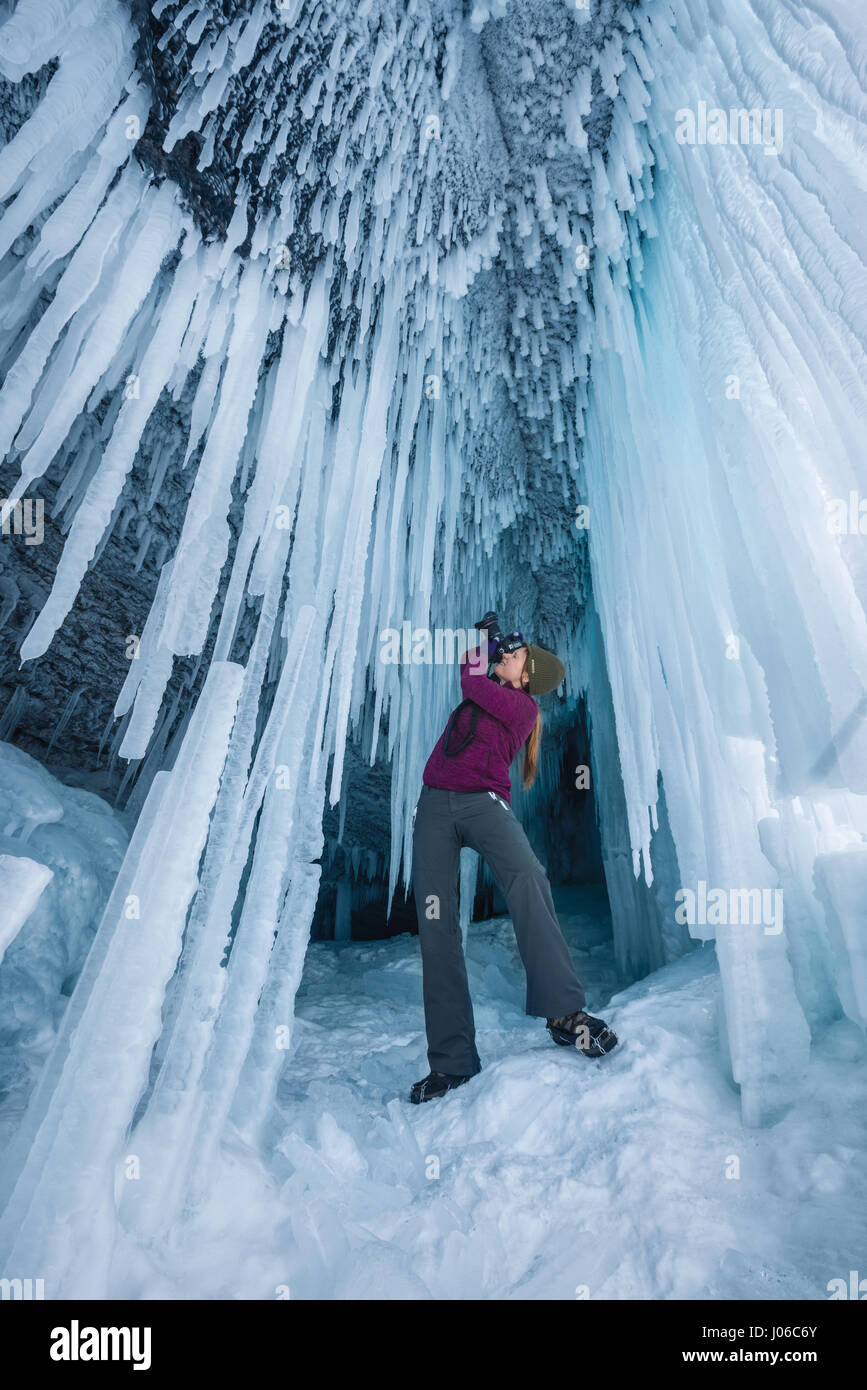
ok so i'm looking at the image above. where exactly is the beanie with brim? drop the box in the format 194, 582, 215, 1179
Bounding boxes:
524, 643, 565, 695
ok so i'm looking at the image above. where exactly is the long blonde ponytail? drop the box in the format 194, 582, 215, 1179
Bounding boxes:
522, 711, 542, 789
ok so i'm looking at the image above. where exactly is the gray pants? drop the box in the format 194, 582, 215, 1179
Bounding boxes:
411, 785, 586, 1076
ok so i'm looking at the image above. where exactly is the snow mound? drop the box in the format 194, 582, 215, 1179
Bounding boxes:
0, 740, 128, 1143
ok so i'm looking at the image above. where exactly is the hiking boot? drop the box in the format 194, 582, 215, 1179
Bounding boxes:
547, 1009, 618, 1057
409, 1071, 472, 1104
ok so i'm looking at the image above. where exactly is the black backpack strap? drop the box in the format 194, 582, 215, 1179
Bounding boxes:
442, 699, 480, 756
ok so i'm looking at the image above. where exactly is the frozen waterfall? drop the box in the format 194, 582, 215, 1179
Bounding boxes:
0, 0, 865, 1300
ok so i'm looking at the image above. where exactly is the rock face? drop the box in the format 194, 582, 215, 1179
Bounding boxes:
0, 423, 189, 793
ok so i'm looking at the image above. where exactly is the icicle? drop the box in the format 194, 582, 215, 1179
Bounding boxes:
9, 183, 185, 506
160, 259, 274, 656
0, 661, 244, 1292
118, 607, 317, 1238
20, 249, 200, 662
0, 162, 147, 462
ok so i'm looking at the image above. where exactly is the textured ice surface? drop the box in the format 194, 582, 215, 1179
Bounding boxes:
0, 740, 128, 1144
0, 853, 52, 964
0, 0, 865, 1291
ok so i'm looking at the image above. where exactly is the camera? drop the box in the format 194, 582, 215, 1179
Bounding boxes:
474, 611, 525, 661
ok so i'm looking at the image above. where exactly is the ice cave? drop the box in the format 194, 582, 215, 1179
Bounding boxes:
0, 0, 865, 1305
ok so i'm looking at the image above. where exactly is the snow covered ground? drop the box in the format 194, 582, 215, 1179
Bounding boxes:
1, 745, 863, 1299
94, 888, 866, 1302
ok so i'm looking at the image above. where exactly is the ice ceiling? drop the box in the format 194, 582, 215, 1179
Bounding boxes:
0, 0, 866, 1289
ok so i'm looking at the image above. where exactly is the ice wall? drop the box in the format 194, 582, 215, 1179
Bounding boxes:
0, 0, 864, 1290
581, 0, 867, 1122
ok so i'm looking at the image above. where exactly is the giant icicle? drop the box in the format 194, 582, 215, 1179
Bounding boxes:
582, 0, 867, 1122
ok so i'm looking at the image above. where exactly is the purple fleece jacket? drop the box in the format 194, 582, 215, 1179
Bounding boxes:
422, 646, 539, 804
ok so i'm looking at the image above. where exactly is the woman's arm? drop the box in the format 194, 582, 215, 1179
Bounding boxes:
460, 646, 537, 736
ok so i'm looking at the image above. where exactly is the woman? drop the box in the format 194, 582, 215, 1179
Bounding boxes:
409, 614, 618, 1104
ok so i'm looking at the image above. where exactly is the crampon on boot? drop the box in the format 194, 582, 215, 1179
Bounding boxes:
409, 1071, 472, 1104
546, 1009, 618, 1057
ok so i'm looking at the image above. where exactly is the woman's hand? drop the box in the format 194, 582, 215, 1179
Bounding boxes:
474, 611, 504, 660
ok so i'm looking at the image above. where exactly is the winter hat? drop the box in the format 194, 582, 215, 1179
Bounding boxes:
524, 643, 565, 695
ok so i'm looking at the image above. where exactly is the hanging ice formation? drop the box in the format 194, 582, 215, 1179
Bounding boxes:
0, 0, 865, 1289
